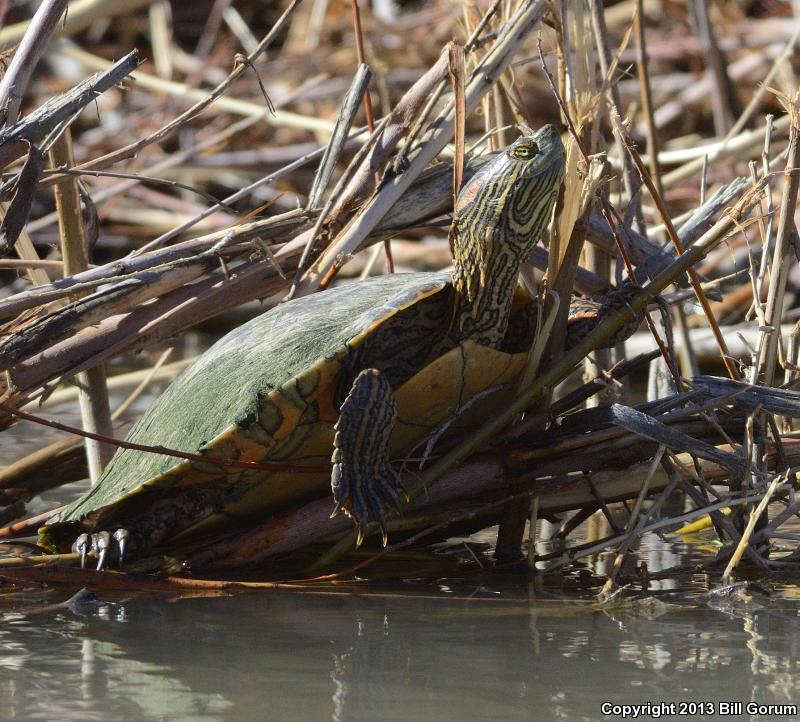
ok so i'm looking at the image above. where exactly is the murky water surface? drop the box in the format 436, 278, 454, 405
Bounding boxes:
2, 564, 800, 722
3, 403, 800, 721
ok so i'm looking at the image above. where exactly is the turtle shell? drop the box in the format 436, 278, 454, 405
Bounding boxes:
40, 271, 530, 552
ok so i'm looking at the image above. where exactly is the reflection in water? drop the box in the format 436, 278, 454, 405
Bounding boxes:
2, 568, 800, 722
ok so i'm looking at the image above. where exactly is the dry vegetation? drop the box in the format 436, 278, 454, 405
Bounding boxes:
1, 0, 800, 592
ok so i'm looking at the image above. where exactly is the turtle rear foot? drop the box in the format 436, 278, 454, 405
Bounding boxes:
331, 368, 406, 546
565, 284, 645, 349
72, 529, 129, 570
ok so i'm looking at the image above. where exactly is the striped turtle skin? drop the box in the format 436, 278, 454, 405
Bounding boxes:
448, 126, 564, 348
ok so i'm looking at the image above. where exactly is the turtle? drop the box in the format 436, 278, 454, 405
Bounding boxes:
39, 124, 641, 570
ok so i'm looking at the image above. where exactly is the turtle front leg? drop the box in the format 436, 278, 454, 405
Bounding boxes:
331, 368, 406, 546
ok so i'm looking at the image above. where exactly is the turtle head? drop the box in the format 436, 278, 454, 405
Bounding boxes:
453, 124, 565, 245
504, 124, 565, 180
502, 125, 565, 235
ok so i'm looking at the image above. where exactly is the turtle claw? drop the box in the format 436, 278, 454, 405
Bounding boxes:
71, 529, 130, 570
93, 530, 111, 571
113, 529, 129, 568
72, 533, 90, 568
355, 523, 367, 549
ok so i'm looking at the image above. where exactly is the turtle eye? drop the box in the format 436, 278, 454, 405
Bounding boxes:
513, 142, 538, 160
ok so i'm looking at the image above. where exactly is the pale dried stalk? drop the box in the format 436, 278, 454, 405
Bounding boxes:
0, 0, 68, 126
0, 0, 153, 49
662, 114, 790, 188
50, 131, 114, 481
722, 472, 785, 582
58, 42, 334, 135
43, 0, 307, 185
758, 98, 800, 386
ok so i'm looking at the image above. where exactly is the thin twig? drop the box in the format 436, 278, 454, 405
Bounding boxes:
722, 472, 785, 582
613, 116, 740, 380
758, 96, 800, 385
0, 402, 321, 474
0, 0, 68, 128
0, 50, 139, 169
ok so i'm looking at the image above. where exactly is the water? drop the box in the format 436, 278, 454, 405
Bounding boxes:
2, 545, 800, 722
